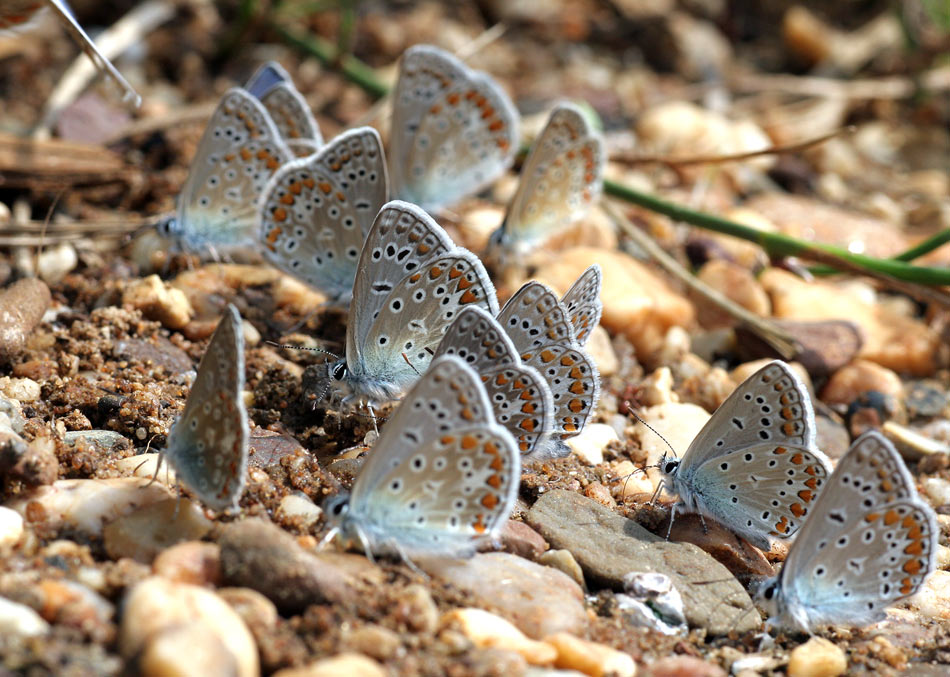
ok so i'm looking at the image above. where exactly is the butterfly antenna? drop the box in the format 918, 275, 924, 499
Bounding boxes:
142, 446, 164, 489
627, 405, 679, 461
266, 340, 340, 360
319, 525, 340, 550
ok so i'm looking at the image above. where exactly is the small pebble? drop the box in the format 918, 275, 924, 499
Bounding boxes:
152, 541, 222, 586
0, 506, 24, 547
103, 498, 213, 563
347, 624, 402, 661
566, 423, 619, 465
0, 376, 40, 402
908, 569, 950, 620
787, 637, 847, 677
821, 360, 904, 407
63, 430, 130, 449
441, 608, 557, 665
538, 549, 586, 589
276, 493, 323, 529
649, 655, 725, 677
923, 478, 950, 508
271, 653, 386, 677
37, 242, 78, 284
0, 595, 49, 637
0, 278, 51, 365
122, 275, 193, 330
217, 587, 279, 637
584, 481, 616, 507
544, 632, 636, 677
393, 584, 439, 634
499, 520, 548, 560
139, 622, 240, 677
0, 434, 56, 487
120, 576, 258, 677
33, 578, 115, 642
585, 325, 619, 377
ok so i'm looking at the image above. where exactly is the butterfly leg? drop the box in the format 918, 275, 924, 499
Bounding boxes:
665, 502, 677, 541
367, 403, 379, 436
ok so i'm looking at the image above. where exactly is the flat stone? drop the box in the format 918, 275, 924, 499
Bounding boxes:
423, 551, 588, 639
499, 520, 548, 560
103, 498, 213, 563
114, 337, 193, 375
665, 513, 774, 578
526, 490, 760, 634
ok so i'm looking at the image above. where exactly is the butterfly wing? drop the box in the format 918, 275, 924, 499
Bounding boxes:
352, 251, 498, 398
777, 432, 937, 631
689, 443, 831, 547
680, 361, 817, 470
390, 44, 519, 211
497, 280, 598, 454
497, 103, 603, 251
244, 61, 291, 99
44, 0, 140, 107
259, 83, 322, 153
560, 264, 602, 345
259, 127, 388, 303
497, 281, 576, 351
176, 88, 292, 254
164, 304, 248, 511
346, 201, 472, 378
348, 355, 520, 556
435, 306, 555, 456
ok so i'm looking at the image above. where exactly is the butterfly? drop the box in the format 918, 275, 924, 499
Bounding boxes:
324, 354, 521, 558
157, 87, 293, 256
486, 103, 604, 266
389, 44, 519, 212
258, 126, 388, 305
496, 278, 600, 459
658, 360, 833, 549
161, 304, 248, 511
757, 431, 937, 633
433, 305, 555, 458
0, 0, 139, 107
326, 200, 498, 409
244, 61, 323, 155
559, 264, 602, 345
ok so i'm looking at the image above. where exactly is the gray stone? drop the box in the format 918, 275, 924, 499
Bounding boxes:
217, 519, 356, 614
422, 552, 588, 639
64, 430, 130, 449
525, 490, 760, 634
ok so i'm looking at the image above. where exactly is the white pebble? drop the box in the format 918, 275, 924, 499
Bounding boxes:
121, 577, 258, 677
37, 243, 78, 284
0, 596, 49, 637
787, 636, 847, 677
0, 506, 23, 548
566, 423, 619, 466
923, 478, 950, 507
0, 377, 41, 403
277, 494, 323, 528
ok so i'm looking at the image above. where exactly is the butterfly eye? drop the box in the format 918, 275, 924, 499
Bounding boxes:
763, 584, 776, 600
663, 460, 679, 474
332, 363, 347, 381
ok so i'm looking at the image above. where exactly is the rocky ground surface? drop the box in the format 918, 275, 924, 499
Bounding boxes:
1, 1, 950, 676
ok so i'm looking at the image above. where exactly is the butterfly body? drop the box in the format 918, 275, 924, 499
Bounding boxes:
162, 304, 248, 511
659, 360, 832, 549
757, 431, 937, 633
389, 44, 519, 212
325, 355, 520, 558
329, 200, 498, 408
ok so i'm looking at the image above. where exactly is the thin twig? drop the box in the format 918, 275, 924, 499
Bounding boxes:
602, 199, 799, 359
611, 126, 855, 167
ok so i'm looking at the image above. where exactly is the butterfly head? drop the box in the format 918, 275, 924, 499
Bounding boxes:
155, 213, 182, 240
659, 455, 681, 479
325, 491, 351, 523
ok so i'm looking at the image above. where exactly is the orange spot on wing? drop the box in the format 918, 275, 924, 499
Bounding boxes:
790, 503, 805, 517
